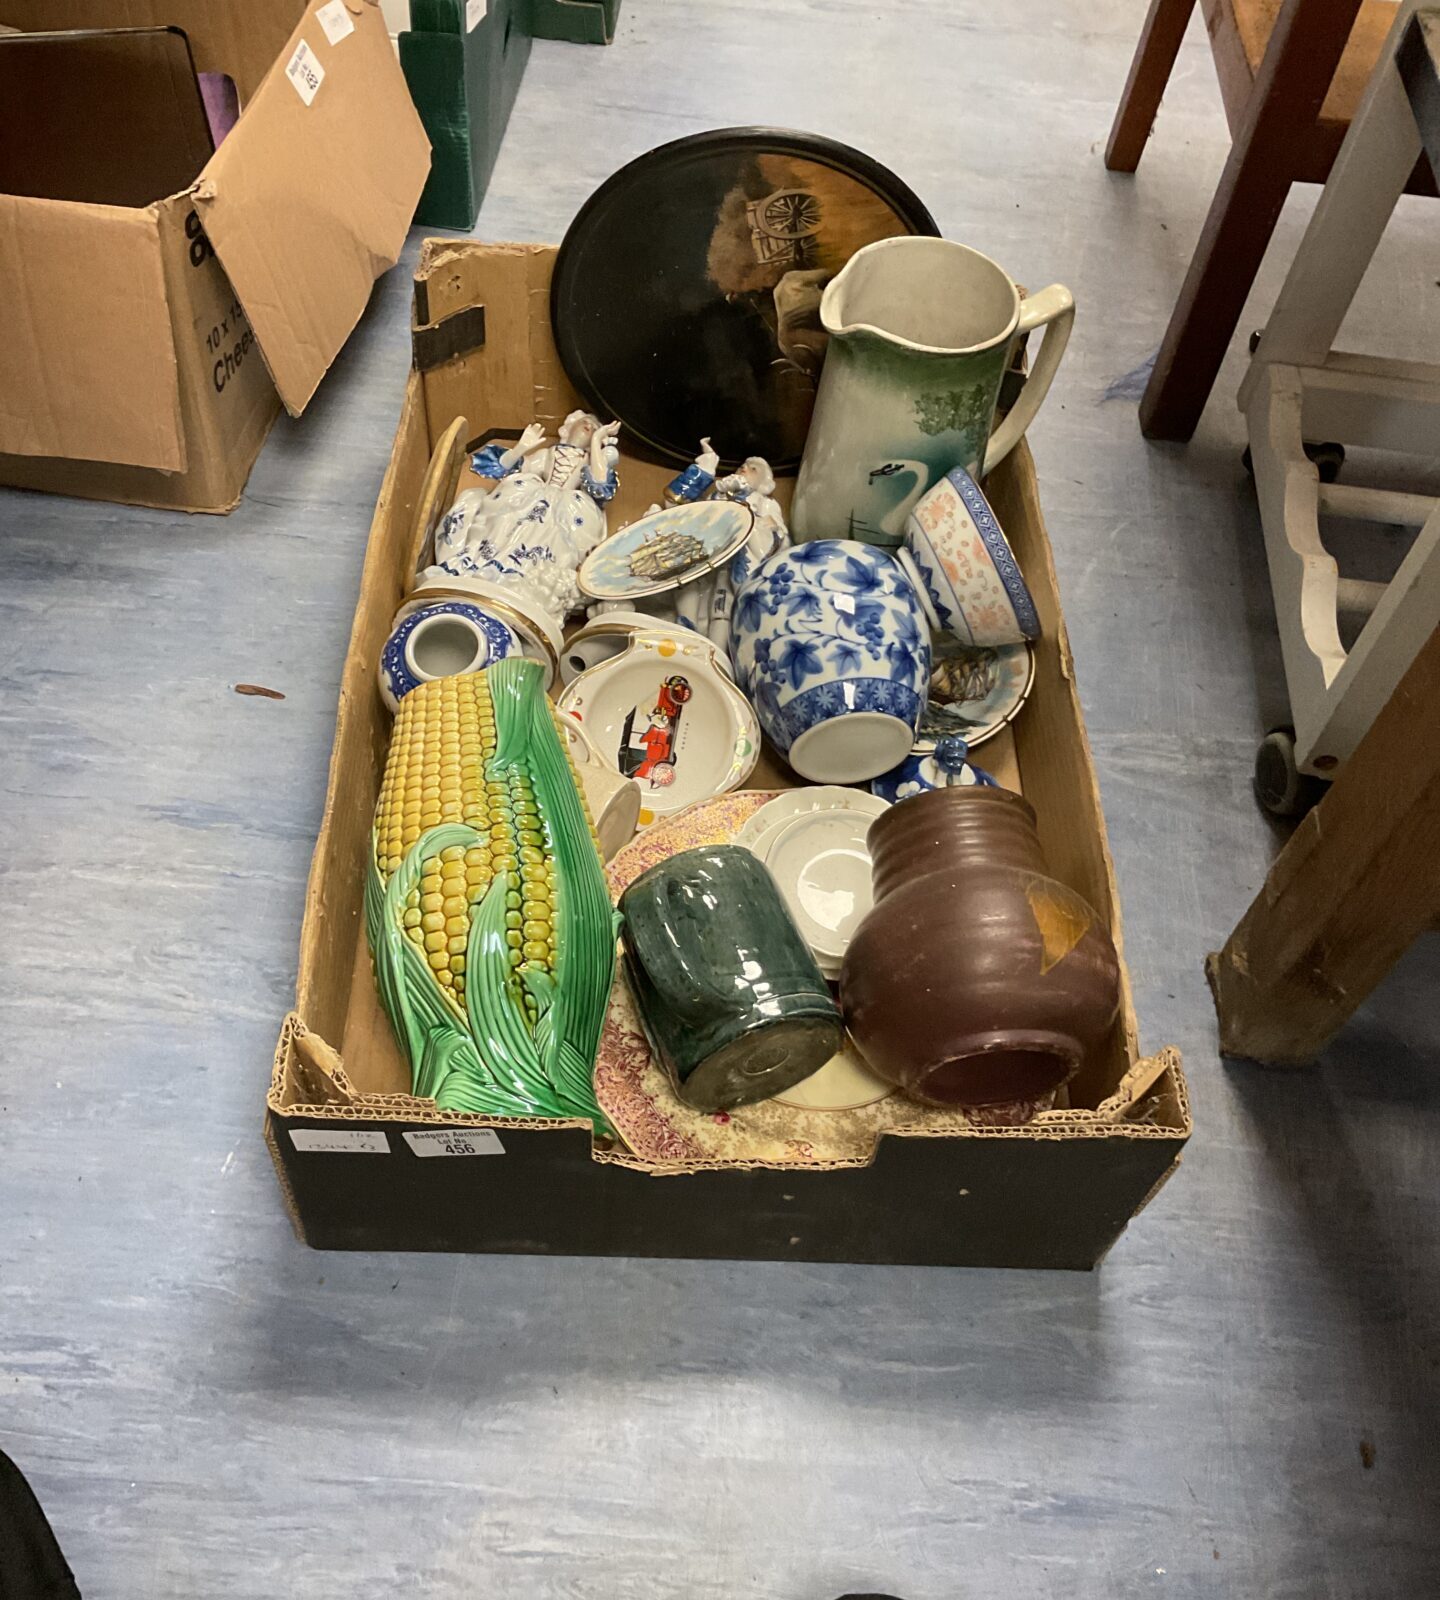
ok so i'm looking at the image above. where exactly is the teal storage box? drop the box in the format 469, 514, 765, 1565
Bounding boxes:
530, 0, 621, 44
401, 0, 532, 228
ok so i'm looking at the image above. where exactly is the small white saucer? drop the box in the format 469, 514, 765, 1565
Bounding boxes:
733, 785, 888, 854
734, 786, 889, 969
772, 1035, 893, 1112
764, 809, 876, 963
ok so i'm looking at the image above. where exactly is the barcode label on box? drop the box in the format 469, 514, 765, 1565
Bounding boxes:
404, 1129, 505, 1158
317, 1, 355, 45
290, 1128, 389, 1154
467, 0, 487, 29
285, 39, 325, 105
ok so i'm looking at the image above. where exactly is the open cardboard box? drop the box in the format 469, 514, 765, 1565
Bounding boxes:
0, 0, 430, 513
266, 240, 1190, 1270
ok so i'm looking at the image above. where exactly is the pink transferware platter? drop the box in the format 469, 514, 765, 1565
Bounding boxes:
596, 791, 1045, 1167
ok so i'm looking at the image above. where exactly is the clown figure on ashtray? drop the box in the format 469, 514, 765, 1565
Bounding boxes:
666, 437, 789, 655
426, 410, 622, 623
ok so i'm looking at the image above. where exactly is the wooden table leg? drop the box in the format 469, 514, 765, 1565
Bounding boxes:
1105, 0, 1200, 172
1206, 624, 1440, 1063
1138, 0, 1364, 442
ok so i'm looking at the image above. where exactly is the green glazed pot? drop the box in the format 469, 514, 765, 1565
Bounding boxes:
619, 845, 844, 1112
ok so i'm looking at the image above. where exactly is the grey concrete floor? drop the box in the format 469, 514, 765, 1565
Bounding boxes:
3, 2, 1439, 1595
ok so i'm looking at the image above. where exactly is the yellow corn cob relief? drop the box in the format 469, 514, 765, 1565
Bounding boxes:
367, 660, 614, 1124
374, 670, 594, 1014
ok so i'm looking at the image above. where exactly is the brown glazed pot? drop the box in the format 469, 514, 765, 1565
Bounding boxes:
839, 786, 1121, 1108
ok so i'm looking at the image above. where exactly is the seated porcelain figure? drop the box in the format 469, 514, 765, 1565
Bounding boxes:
425, 410, 621, 623
667, 439, 790, 653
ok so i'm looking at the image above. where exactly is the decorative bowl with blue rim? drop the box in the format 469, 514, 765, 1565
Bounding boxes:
897, 465, 1040, 648
377, 601, 520, 714
730, 539, 931, 783
871, 734, 998, 804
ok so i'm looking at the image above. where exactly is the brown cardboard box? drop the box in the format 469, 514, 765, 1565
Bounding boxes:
265, 240, 1190, 1270
0, 0, 430, 513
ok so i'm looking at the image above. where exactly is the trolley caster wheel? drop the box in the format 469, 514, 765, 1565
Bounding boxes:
1307, 440, 1345, 483
1254, 727, 1326, 818
1241, 439, 1344, 482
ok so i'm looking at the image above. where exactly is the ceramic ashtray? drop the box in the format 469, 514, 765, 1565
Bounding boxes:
557, 632, 759, 827
561, 612, 730, 686
577, 500, 755, 602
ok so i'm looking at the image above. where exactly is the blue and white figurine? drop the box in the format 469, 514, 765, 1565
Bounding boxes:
378, 601, 520, 714
871, 734, 998, 804
422, 411, 621, 625
664, 439, 790, 657
730, 539, 932, 784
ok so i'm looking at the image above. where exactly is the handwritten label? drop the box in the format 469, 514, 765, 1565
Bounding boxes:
467, 0, 487, 29
290, 1128, 389, 1154
317, 1, 355, 45
404, 1128, 505, 1158
285, 39, 325, 105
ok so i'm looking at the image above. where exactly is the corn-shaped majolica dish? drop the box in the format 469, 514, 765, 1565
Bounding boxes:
365, 657, 618, 1124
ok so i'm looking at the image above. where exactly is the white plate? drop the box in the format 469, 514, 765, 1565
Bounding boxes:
772, 1036, 893, 1112
764, 809, 877, 961
557, 634, 759, 826
733, 785, 888, 854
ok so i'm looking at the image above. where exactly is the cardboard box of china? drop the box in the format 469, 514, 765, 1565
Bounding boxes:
0, 0, 430, 514
266, 239, 1191, 1270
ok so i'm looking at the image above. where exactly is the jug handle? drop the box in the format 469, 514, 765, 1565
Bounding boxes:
554, 707, 597, 768
622, 869, 737, 1023
983, 284, 1075, 475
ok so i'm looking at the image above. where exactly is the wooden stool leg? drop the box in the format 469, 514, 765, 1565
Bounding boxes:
1106, 0, 1199, 172
1206, 625, 1440, 1064
1138, 0, 1364, 442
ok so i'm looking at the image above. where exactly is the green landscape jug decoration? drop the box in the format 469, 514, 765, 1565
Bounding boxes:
790, 237, 1074, 548
619, 845, 844, 1112
366, 657, 618, 1127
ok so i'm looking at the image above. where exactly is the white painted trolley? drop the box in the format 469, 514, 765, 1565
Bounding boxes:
1241, 2, 1440, 813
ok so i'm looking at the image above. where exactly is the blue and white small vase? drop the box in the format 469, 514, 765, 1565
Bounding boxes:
378, 601, 519, 714
871, 735, 998, 804
730, 539, 931, 783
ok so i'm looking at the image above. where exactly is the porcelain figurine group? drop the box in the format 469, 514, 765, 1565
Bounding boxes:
366, 164, 1117, 1137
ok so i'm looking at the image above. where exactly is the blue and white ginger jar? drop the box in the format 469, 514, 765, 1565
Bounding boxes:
731, 540, 931, 783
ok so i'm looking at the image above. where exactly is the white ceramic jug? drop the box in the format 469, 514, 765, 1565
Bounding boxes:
791, 238, 1074, 547
555, 709, 642, 862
